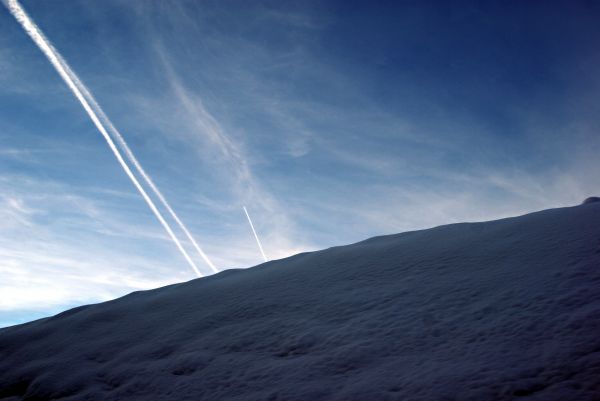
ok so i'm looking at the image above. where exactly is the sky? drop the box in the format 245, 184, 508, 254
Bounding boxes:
1, 0, 599, 327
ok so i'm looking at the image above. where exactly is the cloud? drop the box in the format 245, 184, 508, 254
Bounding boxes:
0, 245, 181, 312
115, 41, 315, 261
160, 65, 310, 260
0, 172, 194, 315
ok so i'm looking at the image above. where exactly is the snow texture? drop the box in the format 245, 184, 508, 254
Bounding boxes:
1, 202, 600, 400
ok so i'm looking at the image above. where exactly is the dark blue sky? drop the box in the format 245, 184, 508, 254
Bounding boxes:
1, 0, 599, 326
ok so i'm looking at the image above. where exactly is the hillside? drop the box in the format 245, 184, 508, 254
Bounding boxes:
1, 201, 600, 400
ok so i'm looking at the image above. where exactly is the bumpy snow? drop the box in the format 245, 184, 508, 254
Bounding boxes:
1, 203, 600, 400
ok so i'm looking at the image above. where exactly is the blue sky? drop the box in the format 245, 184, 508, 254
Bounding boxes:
1, 0, 599, 327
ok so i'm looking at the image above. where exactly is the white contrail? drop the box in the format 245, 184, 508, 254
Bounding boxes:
243, 206, 267, 262
53, 60, 219, 274
4, 0, 205, 277
10, 5, 218, 275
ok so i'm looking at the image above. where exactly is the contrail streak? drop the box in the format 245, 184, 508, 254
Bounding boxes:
243, 206, 267, 262
4, 0, 205, 277
102, 119, 219, 273
57, 64, 218, 274
12, 6, 217, 275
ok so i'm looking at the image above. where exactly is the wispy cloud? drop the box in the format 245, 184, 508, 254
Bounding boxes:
128, 42, 313, 261
0, 173, 188, 316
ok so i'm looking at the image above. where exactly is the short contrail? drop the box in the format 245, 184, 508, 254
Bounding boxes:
243, 206, 268, 262
4, 0, 206, 277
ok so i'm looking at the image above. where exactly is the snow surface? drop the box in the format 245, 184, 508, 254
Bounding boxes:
1, 203, 600, 400
583, 196, 600, 205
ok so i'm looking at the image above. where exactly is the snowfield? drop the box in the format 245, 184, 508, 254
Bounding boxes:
1, 202, 600, 400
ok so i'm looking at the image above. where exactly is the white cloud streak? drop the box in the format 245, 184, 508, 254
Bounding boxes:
68, 78, 219, 273
3, 0, 206, 277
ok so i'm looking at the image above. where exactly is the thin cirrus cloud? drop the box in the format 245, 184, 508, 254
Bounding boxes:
0, 173, 191, 316
142, 44, 308, 260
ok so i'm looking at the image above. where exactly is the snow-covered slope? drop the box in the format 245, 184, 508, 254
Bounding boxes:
1, 202, 600, 401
